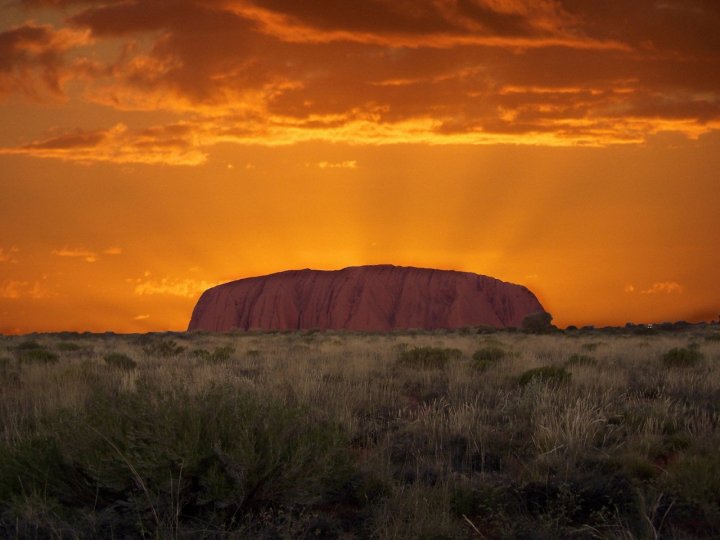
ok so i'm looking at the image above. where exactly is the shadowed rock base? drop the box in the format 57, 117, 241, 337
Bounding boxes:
188, 265, 545, 332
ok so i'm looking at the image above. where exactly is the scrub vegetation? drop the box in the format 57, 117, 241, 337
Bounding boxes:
0, 326, 719, 539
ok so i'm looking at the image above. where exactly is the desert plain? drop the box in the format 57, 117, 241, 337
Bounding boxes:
1, 325, 719, 539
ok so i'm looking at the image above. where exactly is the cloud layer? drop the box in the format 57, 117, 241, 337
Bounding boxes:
1, 0, 718, 163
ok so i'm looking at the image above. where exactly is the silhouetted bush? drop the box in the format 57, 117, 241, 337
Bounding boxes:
521, 311, 554, 333
475, 325, 498, 335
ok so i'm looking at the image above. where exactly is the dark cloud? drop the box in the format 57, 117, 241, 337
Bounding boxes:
559, 0, 720, 56
0, 22, 87, 97
0, 0, 718, 158
23, 129, 105, 149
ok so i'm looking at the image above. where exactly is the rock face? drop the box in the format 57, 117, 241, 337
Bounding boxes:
188, 265, 545, 332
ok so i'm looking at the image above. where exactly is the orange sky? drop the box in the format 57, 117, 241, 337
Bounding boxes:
1, 0, 719, 333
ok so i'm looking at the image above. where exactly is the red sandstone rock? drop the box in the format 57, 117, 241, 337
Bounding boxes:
188, 265, 545, 332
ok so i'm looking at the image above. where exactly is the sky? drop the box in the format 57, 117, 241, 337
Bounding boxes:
1, 0, 719, 334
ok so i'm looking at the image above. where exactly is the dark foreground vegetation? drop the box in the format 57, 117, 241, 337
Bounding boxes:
1, 324, 719, 538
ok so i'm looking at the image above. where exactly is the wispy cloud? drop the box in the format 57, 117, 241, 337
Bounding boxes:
131, 276, 219, 298
312, 160, 358, 169
133, 314, 150, 320
640, 281, 684, 295
51, 246, 123, 262
52, 247, 98, 262
0, 247, 19, 263
1, 124, 207, 165
0, 280, 50, 299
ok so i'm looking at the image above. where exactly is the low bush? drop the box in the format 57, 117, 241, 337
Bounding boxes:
190, 348, 210, 360
15, 340, 42, 351
518, 366, 571, 386
396, 347, 461, 370
471, 346, 506, 371
193, 346, 235, 363
662, 347, 704, 368
211, 345, 234, 362
56, 342, 82, 352
142, 339, 185, 358
17, 348, 59, 364
104, 353, 137, 370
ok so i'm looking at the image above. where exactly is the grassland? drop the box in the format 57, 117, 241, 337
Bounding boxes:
1, 326, 719, 539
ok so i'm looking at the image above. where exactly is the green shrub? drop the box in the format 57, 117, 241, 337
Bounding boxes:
518, 366, 571, 386
15, 340, 41, 351
0, 384, 354, 537
473, 346, 506, 362
472, 346, 506, 371
104, 353, 137, 370
211, 345, 234, 362
142, 339, 185, 358
191, 348, 210, 360
565, 354, 597, 367
396, 347, 461, 370
704, 333, 720, 342
17, 349, 59, 364
193, 346, 234, 363
662, 347, 704, 368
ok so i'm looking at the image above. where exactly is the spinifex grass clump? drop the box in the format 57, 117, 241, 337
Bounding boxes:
662, 346, 704, 367
104, 352, 137, 370
396, 346, 461, 369
565, 354, 597, 367
191, 345, 234, 363
471, 345, 506, 371
518, 365, 571, 386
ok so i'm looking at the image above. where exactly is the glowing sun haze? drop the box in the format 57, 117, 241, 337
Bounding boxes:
1, 0, 719, 333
